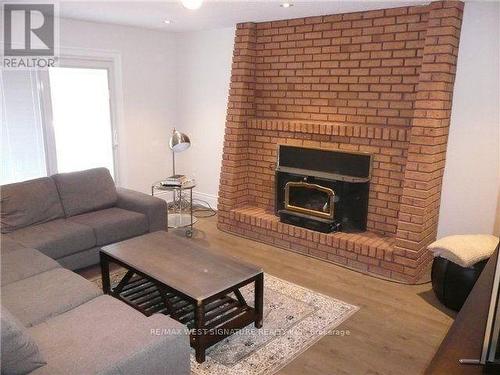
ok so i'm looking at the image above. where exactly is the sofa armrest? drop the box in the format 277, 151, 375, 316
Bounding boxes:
115, 188, 167, 232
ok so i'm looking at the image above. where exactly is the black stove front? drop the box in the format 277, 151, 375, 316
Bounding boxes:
275, 145, 371, 233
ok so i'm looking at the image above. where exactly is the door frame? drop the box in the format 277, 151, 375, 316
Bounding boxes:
39, 46, 124, 185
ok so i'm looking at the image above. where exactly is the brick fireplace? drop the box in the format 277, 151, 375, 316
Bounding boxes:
217, 1, 464, 283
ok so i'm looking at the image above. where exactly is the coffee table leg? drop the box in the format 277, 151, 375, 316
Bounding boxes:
194, 301, 206, 363
100, 253, 111, 294
255, 273, 264, 328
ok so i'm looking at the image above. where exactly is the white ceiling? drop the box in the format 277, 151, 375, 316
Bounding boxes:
58, 0, 428, 32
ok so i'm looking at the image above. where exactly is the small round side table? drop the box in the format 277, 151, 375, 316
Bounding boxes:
151, 181, 197, 237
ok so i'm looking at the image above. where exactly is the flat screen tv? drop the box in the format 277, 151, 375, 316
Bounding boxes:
461, 242, 500, 372
482, 242, 500, 371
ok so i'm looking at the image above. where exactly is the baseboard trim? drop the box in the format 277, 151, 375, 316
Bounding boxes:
192, 191, 218, 210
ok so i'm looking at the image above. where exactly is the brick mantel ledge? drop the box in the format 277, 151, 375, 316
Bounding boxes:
248, 118, 410, 142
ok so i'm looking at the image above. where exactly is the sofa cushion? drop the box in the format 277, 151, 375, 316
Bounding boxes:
1, 247, 60, 286
52, 168, 117, 217
1, 307, 46, 375
1, 177, 64, 234
28, 295, 190, 375
56, 247, 100, 271
69, 207, 148, 246
4, 219, 96, 259
1, 237, 27, 255
1, 268, 102, 327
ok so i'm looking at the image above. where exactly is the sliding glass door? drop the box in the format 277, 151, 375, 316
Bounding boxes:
0, 58, 118, 185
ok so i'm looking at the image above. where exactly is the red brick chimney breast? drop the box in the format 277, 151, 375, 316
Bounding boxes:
218, 1, 464, 284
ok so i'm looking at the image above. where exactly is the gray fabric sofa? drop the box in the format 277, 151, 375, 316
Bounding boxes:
1, 168, 167, 270
0, 169, 190, 374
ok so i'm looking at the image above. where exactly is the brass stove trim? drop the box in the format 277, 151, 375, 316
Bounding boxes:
284, 181, 335, 220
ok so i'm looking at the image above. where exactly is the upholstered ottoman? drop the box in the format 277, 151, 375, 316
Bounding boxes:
428, 234, 499, 311
431, 256, 488, 311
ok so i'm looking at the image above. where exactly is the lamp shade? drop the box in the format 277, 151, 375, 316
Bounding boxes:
169, 130, 191, 152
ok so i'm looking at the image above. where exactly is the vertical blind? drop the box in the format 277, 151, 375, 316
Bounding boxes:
1, 70, 47, 185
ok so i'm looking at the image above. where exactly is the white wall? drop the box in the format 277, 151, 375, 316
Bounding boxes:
174, 27, 235, 207
59, 18, 177, 194
437, 2, 500, 238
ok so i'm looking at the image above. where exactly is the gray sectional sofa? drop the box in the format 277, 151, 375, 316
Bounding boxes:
1, 168, 167, 270
0, 168, 190, 375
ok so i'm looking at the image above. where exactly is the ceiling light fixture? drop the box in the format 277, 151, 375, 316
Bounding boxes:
181, 0, 203, 10
163, 20, 172, 24
280, 2, 293, 8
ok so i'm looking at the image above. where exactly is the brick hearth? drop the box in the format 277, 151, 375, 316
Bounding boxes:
217, 1, 464, 283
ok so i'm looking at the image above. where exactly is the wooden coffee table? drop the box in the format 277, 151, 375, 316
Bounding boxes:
100, 231, 264, 363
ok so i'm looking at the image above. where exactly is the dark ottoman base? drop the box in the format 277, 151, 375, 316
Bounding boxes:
431, 256, 488, 311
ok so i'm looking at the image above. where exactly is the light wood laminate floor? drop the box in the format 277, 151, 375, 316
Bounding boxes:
78, 215, 455, 375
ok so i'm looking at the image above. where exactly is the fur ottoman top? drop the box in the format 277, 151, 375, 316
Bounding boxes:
428, 234, 499, 268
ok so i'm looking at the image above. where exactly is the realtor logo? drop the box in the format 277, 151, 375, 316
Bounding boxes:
2, 3, 58, 68
4, 4, 54, 56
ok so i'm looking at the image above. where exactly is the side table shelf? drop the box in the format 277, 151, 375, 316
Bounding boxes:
151, 181, 197, 237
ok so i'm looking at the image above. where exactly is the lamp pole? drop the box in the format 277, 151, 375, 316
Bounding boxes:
172, 150, 176, 176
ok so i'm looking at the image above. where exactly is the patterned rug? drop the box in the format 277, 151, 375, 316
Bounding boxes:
92, 270, 358, 375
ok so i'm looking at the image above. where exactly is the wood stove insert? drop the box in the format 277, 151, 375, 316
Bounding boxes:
276, 145, 372, 233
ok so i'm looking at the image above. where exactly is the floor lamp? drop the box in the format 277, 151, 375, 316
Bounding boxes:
168, 129, 191, 214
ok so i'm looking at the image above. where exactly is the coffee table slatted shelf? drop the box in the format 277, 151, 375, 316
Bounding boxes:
111, 273, 253, 332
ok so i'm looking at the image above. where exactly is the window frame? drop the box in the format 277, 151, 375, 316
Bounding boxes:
39, 47, 124, 184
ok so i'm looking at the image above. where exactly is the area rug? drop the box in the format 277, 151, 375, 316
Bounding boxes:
92, 270, 358, 375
